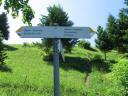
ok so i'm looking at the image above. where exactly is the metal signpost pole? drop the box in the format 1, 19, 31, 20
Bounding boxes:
53, 38, 60, 96
16, 26, 95, 96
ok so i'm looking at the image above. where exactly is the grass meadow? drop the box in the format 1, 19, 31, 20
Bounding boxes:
0, 44, 126, 96
0, 45, 86, 96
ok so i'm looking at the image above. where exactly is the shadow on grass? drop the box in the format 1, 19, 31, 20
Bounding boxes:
0, 64, 12, 72
90, 59, 112, 73
4, 45, 18, 51
44, 55, 116, 73
43, 55, 91, 73
86, 47, 97, 52
60, 56, 91, 73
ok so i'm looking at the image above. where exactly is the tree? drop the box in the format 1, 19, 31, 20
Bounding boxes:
117, 10, 128, 52
117, 0, 128, 52
106, 15, 120, 50
123, 29, 128, 52
0, 0, 34, 25
124, 0, 128, 6
96, 26, 112, 60
0, 13, 9, 67
0, 12, 9, 40
39, 5, 77, 53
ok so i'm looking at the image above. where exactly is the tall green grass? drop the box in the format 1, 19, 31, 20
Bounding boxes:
0, 45, 86, 96
0, 44, 126, 96
85, 69, 125, 96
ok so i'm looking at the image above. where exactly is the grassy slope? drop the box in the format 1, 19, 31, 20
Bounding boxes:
0, 45, 124, 96
0, 45, 87, 96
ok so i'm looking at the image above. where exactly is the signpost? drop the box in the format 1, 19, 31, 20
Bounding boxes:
16, 26, 95, 96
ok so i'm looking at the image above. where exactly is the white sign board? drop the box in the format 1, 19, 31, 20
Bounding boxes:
16, 26, 95, 38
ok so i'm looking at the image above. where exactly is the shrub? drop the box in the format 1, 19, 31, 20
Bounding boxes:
31, 42, 43, 48
86, 70, 125, 96
22, 42, 30, 47
78, 40, 91, 50
111, 59, 128, 95
0, 34, 6, 66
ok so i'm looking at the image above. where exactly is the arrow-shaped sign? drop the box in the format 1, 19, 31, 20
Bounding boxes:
16, 26, 95, 38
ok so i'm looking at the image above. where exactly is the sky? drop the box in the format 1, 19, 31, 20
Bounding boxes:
2, 0, 125, 45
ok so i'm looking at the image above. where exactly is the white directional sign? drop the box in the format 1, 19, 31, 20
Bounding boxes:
16, 26, 95, 38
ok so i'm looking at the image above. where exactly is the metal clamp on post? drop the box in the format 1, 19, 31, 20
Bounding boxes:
53, 38, 60, 53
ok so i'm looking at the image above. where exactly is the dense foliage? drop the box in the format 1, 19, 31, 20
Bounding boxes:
0, 12, 9, 40
0, 0, 34, 25
106, 15, 119, 49
86, 70, 125, 96
0, 13, 8, 67
112, 59, 128, 95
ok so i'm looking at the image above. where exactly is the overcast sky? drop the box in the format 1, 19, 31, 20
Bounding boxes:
2, 0, 125, 45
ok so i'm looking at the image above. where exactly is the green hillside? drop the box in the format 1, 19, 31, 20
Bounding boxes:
0, 45, 127, 96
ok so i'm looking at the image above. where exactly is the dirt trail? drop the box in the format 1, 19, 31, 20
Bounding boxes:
85, 73, 90, 86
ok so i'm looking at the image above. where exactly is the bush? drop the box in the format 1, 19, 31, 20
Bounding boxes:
111, 59, 128, 95
31, 42, 43, 48
77, 40, 91, 50
22, 42, 30, 47
86, 58, 128, 96
86, 70, 125, 96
